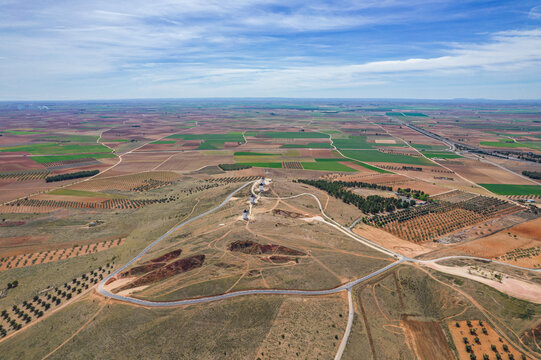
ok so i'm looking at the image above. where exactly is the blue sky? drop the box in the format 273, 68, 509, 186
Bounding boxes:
1, 0, 541, 100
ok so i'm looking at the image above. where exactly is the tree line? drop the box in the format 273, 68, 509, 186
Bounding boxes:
296, 179, 415, 214
332, 180, 393, 192
45, 170, 99, 182
522, 170, 541, 180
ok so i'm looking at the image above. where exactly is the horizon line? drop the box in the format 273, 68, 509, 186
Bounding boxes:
2, 96, 541, 103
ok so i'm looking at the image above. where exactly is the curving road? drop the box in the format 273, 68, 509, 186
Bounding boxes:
96, 179, 540, 360
98, 180, 539, 307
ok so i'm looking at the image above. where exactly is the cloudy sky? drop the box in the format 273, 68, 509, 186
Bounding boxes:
1, 0, 541, 100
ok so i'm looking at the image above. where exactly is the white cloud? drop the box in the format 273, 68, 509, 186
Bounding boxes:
529, 4, 541, 19
1, 1, 541, 99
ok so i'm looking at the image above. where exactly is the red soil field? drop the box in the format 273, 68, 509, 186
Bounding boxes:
117, 254, 206, 291
0, 157, 46, 171
228, 240, 306, 256
403, 317, 455, 360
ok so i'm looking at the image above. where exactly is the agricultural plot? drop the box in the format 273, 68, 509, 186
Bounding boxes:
166, 132, 244, 149
0, 238, 124, 271
0, 264, 115, 340
0, 143, 112, 155
236, 162, 283, 168
479, 184, 541, 196
249, 131, 329, 138
334, 135, 405, 149
150, 140, 176, 144
363, 196, 521, 243
300, 159, 356, 172
410, 143, 448, 150
0, 130, 46, 135
0, 169, 50, 181
31, 153, 116, 164
1, 197, 171, 212
453, 217, 541, 269
449, 320, 530, 360
422, 151, 463, 159
341, 149, 436, 166
208, 176, 260, 183
480, 140, 541, 151
386, 112, 428, 117
280, 142, 332, 148
40, 134, 99, 143
69, 171, 181, 192
282, 161, 303, 169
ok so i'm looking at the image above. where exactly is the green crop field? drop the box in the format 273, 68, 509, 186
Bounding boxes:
410, 143, 448, 150
480, 140, 541, 151
422, 152, 462, 159
479, 184, 541, 195
1, 129, 46, 135
0, 143, 112, 155
151, 140, 176, 144
340, 149, 436, 166
386, 111, 427, 117
41, 134, 100, 143
30, 153, 116, 164
281, 142, 332, 148
167, 132, 245, 149
301, 160, 356, 172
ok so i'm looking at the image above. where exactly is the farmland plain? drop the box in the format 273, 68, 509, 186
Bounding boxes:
0, 99, 540, 359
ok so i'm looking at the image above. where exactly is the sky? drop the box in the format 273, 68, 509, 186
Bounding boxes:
1, 0, 541, 100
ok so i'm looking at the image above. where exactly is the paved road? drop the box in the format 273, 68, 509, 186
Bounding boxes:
98, 180, 539, 308
98, 181, 254, 302
335, 289, 354, 360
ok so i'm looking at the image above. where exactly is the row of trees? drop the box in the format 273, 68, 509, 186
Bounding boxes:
332, 180, 393, 192
219, 163, 252, 171
522, 170, 541, 180
45, 169, 99, 182
296, 179, 414, 214
0, 263, 115, 337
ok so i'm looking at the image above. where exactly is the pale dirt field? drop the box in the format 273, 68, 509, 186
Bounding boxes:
449, 320, 533, 360
439, 158, 533, 185
96, 152, 174, 176
35, 194, 109, 203
0, 239, 124, 271
453, 217, 541, 268
353, 224, 432, 258
374, 139, 397, 144
425, 262, 541, 304
0, 178, 82, 203
156, 151, 234, 171
210, 167, 264, 179
255, 294, 348, 360
69, 171, 181, 192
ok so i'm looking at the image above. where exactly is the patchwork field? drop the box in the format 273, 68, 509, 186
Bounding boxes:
0, 100, 540, 359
